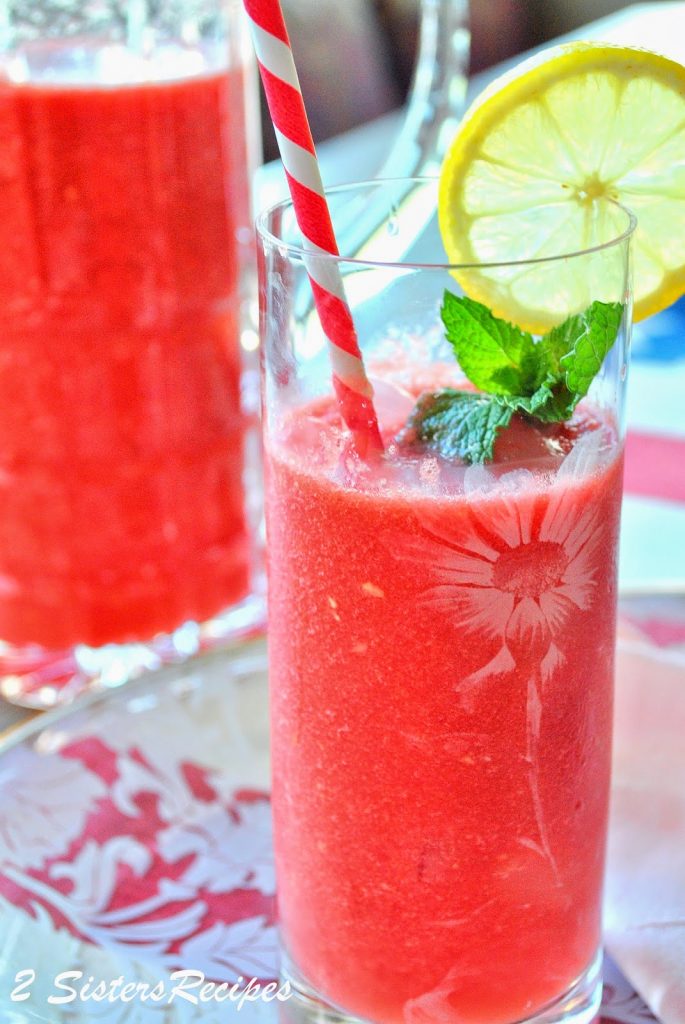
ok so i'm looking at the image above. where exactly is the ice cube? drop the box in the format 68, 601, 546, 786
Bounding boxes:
419, 456, 441, 490
557, 429, 605, 480
464, 463, 498, 494
368, 376, 416, 435
498, 468, 536, 493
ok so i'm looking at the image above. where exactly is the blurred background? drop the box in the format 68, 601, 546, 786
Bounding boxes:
260, 0, 663, 159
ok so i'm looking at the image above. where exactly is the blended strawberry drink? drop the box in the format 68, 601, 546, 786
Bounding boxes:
0, 1, 260, 701
259, 177, 635, 1024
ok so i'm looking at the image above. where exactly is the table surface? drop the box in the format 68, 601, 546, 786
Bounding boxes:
2, 0, 685, 731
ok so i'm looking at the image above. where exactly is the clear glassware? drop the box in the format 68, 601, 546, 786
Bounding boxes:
258, 178, 634, 1024
0, 0, 264, 708
379, 0, 470, 176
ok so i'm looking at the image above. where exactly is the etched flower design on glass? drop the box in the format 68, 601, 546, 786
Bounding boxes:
392, 445, 610, 877
397, 448, 606, 706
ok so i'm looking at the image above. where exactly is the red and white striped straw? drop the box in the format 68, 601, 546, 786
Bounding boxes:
243, 0, 383, 456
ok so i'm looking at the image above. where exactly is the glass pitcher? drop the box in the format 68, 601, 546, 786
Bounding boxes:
0, 0, 263, 707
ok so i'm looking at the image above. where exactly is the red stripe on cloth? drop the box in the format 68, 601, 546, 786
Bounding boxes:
310, 280, 362, 358
259, 64, 315, 153
630, 618, 685, 648
284, 172, 338, 254
243, 0, 289, 44
624, 431, 685, 504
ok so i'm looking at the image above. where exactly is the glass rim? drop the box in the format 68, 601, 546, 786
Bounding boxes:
255, 176, 638, 271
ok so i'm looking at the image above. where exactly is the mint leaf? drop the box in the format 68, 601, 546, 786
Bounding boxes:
441, 293, 540, 396
520, 385, 577, 422
498, 382, 561, 420
542, 313, 586, 379
403, 389, 513, 464
559, 300, 623, 398
533, 300, 624, 418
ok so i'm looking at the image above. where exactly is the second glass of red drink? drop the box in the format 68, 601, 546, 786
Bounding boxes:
259, 178, 634, 1024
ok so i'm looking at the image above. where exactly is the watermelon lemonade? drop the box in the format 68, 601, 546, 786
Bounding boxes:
0, 2, 261, 702
259, 179, 634, 1024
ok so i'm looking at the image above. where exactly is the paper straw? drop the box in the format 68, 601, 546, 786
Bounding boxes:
244, 0, 384, 456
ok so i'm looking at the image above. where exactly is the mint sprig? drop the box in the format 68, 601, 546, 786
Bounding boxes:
407, 390, 514, 464
407, 295, 623, 463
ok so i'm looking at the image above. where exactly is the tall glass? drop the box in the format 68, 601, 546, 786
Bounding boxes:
258, 180, 634, 1024
0, 0, 263, 706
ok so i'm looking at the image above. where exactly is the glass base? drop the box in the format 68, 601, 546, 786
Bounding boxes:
279, 950, 603, 1024
0, 589, 266, 709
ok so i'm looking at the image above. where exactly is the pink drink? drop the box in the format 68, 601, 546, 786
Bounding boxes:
268, 386, 622, 1023
0, 60, 251, 651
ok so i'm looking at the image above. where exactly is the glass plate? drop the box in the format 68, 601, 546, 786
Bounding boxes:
0, 636, 662, 1023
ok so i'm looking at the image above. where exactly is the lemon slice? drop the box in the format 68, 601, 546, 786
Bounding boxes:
439, 43, 685, 332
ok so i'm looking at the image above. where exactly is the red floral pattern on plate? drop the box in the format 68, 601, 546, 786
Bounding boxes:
0, 655, 660, 1023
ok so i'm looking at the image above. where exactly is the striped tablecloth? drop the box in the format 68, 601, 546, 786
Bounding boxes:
621, 297, 685, 591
